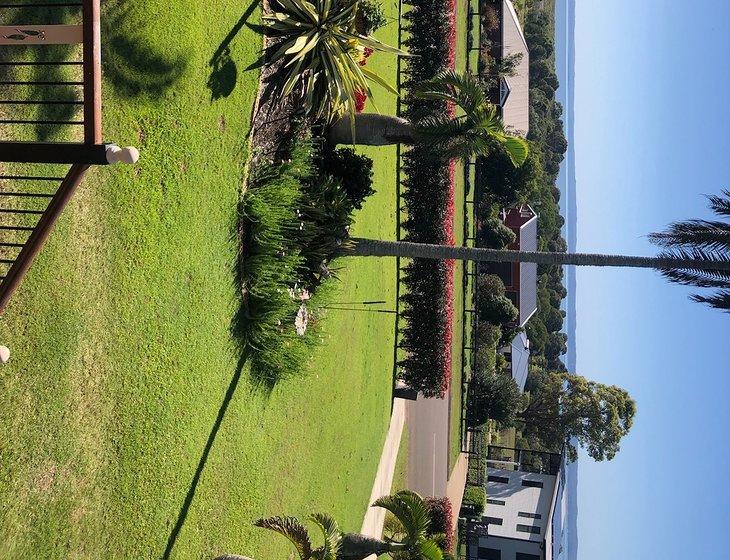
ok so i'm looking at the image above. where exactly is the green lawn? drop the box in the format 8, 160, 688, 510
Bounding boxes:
0, 1, 400, 558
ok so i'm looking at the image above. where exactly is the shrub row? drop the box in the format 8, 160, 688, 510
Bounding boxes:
397, 0, 457, 397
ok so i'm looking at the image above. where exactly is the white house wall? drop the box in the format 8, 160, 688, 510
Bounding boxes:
477, 535, 543, 559
484, 468, 557, 542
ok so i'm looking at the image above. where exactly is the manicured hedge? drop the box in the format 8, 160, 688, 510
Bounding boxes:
397, 0, 457, 398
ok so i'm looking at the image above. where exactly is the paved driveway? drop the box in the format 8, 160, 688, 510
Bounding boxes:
406, 393, 450, 497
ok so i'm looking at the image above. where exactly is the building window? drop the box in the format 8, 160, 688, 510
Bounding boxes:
521, 480, 543, 488
515, 554, 540, 560
487, 475, 509, 484
485, 517, 503, 526
518, 512, 542, 520
516, 524, 541, 535
477, 547, 501, 560
486, 499, 505, 506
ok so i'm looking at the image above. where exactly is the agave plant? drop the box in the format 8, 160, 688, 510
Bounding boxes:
251, 0, 404, 122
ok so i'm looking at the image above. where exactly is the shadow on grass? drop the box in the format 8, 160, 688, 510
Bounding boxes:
161, 350, 250, 560
207, 0, 260, 100
101, 2, 187, 98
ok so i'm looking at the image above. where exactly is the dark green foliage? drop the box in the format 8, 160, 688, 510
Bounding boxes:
237, 135, 375, 383
478, 293, 518, 325
476, 148, 541, 207
478, 274, 506, 297
462, 487, 486, 511
520, 371, 636, 461
478, 217, 516, 249
320, 147, 376, 210
475, 321, 502, 348
237, 142, 316, 382
466, 370, 523, 428
358, 0, 388, 34
396, 0, 456, 396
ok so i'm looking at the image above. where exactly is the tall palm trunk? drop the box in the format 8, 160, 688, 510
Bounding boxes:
345, 238, 730, 272
328, 113, 415, 146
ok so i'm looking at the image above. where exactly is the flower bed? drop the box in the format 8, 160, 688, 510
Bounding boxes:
396, 0, 457, 398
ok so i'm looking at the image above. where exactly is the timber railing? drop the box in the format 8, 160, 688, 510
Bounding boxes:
0, 0, 137, 314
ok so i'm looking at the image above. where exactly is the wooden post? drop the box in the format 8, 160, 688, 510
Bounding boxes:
82, 0, 102, 144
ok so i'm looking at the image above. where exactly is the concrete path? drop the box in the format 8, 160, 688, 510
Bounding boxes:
445, 451, 469, 531
406, 393, 450, 497
360, 398, 406, 537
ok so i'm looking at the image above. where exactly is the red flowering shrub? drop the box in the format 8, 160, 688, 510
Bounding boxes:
396, 0, 458, 397
425, 497, 455, 552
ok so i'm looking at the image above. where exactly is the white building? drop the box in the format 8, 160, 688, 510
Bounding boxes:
499, 0, 530, 137
466, 447, 563, 560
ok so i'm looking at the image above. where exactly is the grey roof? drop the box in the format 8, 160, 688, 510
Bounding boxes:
510, 331, 530, 391
501, 0, 530, 136
519, 215, 538, 326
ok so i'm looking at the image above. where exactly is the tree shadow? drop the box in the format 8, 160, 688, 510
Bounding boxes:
101, 2, 187, 98
161, 350, 250, 560
207, 0, 259, 101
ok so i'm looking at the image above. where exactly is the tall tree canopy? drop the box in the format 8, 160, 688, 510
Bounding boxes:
520, 371, 636, 462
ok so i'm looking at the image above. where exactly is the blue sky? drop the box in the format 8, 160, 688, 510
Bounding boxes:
574, 1, 730, 559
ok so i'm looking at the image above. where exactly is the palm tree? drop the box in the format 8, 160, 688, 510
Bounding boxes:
328, 70, 529, 167
344, 238, 730, 273
648, 190, 730, 310
217, 491, 444, 560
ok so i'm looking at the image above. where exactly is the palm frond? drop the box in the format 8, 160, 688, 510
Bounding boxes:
690, 289, 730, 312
415, 539, 443, 560
254, 516, 313, 560
649, 220, 730, 252
655, 247, 730, 283
372, 491, 430, 545
661, 267, 730, 288
707, 189, 730, 217
414, 70, 487, 117
310, 513, 341, 560
492, 133, 529, 167
416, 115, 470, 142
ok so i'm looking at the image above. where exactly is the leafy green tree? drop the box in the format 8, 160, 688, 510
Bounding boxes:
519, 371, 636, 461
478, 293, 519, 325
466, 369, 523, 428
478, 217, 517, 249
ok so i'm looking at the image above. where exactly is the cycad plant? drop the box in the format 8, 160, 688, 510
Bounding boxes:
219, 491, 446, 560
649, 190, 730, 311
328, 70, 529, 167
251, 0, 404, 122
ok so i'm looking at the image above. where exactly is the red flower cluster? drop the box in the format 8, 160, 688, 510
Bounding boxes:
355, 48, 375, 112
355, 89, 368, 112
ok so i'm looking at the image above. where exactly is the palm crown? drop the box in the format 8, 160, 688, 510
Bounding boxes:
414, 70, 529, 166
649, 189, 730, 311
